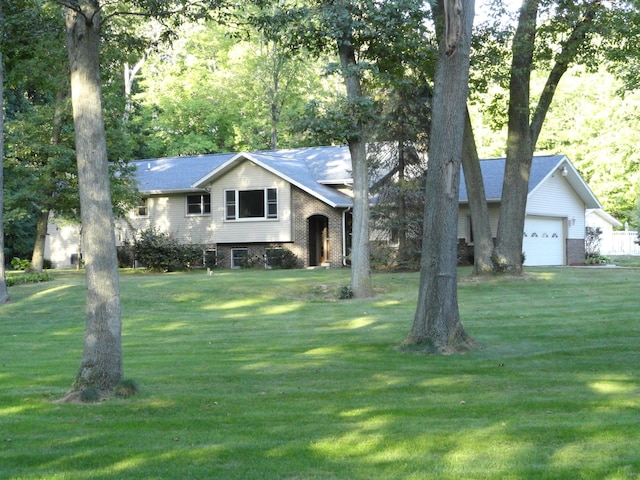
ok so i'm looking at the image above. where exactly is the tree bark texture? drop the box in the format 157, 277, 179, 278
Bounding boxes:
396, 143, 410, 266
30, 210, 50, 273
0, 50, 10, 304
65, 2, 123, 394
493, 0, 539, 273
461, 106, 494, 274
404, 0, 475, 353
491, 1, 601, 273
336, 3, 372, 298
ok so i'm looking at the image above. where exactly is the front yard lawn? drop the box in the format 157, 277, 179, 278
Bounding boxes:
1, 267, 639, 479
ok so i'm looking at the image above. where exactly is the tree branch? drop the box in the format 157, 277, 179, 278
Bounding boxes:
530, 0, 602, 144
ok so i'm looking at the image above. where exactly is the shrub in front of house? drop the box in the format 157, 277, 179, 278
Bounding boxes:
133, 228, 203, 272
585, 226, 610, 264
265, 248, 300, 269
10, 257, 31, 271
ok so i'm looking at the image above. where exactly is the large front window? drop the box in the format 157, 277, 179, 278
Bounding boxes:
186, 194, 211, 215
225, 188, 277, 220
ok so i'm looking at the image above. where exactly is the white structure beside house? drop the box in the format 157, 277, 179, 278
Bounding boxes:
45, 147, 603, 269
459, 154, 601, 266
585, 208, 623, 255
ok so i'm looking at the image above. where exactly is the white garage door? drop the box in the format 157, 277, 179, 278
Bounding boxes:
522, 217, 565, 266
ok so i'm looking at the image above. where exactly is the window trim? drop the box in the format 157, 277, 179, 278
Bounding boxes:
224, 187, 278, 221
186, 193, 211, 216
231, 248, 249, 269
135, 198, 149, 218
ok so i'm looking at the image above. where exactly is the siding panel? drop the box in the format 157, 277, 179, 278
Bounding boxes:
210, 160, 292, 243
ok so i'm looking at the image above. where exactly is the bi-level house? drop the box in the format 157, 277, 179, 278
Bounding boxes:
45, 145, 602, 269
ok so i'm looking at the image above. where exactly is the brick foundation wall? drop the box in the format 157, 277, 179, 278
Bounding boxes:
567, 238, 585, 265
291, 186, 346, 268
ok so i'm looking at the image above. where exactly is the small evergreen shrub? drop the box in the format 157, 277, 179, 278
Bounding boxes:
338, 285, 353, 299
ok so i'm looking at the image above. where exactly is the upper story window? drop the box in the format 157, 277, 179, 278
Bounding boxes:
186, 193, 211, 216
225, 188, 277, 221
135, 198, 149, 217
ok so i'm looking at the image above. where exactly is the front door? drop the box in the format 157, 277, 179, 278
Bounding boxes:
308, 215, 329, 266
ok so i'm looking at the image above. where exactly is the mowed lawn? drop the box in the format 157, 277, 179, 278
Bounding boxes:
1, 266, 639, 479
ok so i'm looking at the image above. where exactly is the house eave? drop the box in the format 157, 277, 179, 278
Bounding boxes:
140, 188, 207, 196
191, 152, 350, 209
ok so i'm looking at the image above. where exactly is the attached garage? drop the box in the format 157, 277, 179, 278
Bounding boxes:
522, 216, 564, 266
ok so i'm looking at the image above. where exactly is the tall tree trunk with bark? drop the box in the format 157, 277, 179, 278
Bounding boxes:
403, 0, 475, 353
396, 142, 410, 266
0, 49, 10, 305
493, 0, 539, 273
335, 2, 372, 298
30, 89, 67, 273
63, 1, 123, 398
30, 210, 50, 272
471, 1, 601, 274
461, 106, 494, 274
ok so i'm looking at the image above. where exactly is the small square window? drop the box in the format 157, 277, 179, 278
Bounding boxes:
135, 199, 149, 217
187, 194, 211, 215
231, 248, 249, 269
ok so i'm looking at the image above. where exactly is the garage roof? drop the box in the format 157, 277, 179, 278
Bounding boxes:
459, 154, 601, 209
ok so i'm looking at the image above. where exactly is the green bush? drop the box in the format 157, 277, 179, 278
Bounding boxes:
10, 257, 31, 271
6, 272, 52, 286
133, 228, 203, 272
265, 249, 300, 269
117, 242, 136, 268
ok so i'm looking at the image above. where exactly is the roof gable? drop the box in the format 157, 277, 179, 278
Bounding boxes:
132, 146, 353, 208
459, 154, 601, 208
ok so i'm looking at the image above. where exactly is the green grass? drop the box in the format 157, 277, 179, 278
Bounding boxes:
1, 267, 639, 479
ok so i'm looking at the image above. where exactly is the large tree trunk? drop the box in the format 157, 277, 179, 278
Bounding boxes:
396, 142, 410, 266
64, 1, 123, 398
0, 49, 10, 304
403, 0, 475, 353
491, 1, 601, 273
30, 210, 50, 273
336, 2, 372, 298
461, 106, 494, 274
493, 0, 539, 274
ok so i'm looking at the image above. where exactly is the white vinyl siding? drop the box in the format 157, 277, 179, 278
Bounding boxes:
119, 194, 214, 245
210, 160, 292, 243
527, 173, 585, 240
44, 221, 81, 269
457, 204, 501, 241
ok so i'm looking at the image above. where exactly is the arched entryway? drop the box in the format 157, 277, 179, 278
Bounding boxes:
308, 215, 329, 266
